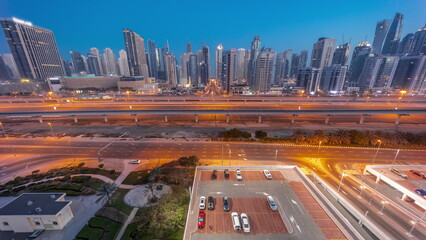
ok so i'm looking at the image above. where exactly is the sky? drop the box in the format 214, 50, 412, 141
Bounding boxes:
1, 0, 425, 62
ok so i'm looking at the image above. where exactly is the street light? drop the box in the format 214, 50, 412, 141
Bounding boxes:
390, 149, 401, 169
337, 172, 347, 192
371, 140, 382, 165
408, 220, 417, 235
358, 185, 367, 198
379, 200, 388, 214
47, 123, 54, 137
317, 141, 322, 155
396, 90, 407, 109
0, 122, 7, 138
274, 149, 278, 161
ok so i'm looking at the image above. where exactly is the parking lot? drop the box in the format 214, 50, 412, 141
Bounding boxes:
185, 166, 349, 240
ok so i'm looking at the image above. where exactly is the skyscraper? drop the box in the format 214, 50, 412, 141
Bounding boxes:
87, 53, 101, 76
103, 48, 118, 76
188, 54, 198, 85
297, 68, 322, 93
186, 43, 192, 53
0, 56, 11, 80
321, 65, 348, 93
165, 53, 177, 85
382, 13, 404, 55
180, 52, 191, 85
254, 48, 275, 93
410, 24, 426, 55
118, 50, 130, 76
123, 29, 149, 76
392, 55, 426, 92
199, 46, 210, 85
372, 19, 390, 55
290, 51, 308, 78
236, 48, 247, 81
0, 17, 64, 81
147, 40, 159, 78
89, 48, 105, 75
215, 44, 223, 79
358, 55, 399, 91
248, 36, 261, 89
70, 51, 86, 74
348, 42, 372, 87
220, 50, 231, 93
397, 33, 414, 55
332, 43, 350, 65
1, 53, 20, 79
311, 37, 336, 69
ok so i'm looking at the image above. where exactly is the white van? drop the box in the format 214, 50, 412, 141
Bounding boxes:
231, 212, 241, 231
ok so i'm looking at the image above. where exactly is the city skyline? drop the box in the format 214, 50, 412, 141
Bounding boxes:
0, 0, 425, 62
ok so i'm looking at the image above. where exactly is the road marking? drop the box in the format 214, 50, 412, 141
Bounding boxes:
291, 199, 304, 214
341, 191, 348, 196
327, 164, 331, 170
344, 164, 348, 169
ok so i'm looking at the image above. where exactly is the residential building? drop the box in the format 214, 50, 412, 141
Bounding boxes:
321, 65, 348, 93
372, 19, 390, 55
103, 48, 118, 76
215, 44, 223, 79
332, 43, 350, 65
397, 33, 414, 55
348, 41, 372, 87
382, 13, 404, 55
311, 37, 336, 69
297, 67, 322, 93
118, 50, 130, 76
392, 55, 426, 92
254, 48, 275, 93
147, 40, 159, 78
89, 48, 105, 75
123, 29, 149, 76
358, 55, 399, 91
410, 24, 426, 55
248, 36, 261, 89
70, 51, 86, 74
1, 53, 19, 79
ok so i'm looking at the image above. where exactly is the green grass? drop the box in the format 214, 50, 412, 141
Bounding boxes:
121, 223, 140, 240
108, 188, 133, 215
83, 178, 106, 191
75, 217, 121, 240
166, 227, 185, 240
122, 170, 149, 185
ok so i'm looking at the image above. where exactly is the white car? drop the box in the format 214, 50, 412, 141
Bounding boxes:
129, 160, 140, 164
199, 196, 206, 210
240, 213, 250, 233
263, 169, 272, 179
231, 212, 241, 231
236, 169, 243, 181
267, 196, 277, 211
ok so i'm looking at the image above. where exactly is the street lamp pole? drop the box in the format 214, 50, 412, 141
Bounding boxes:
409, 220, 417, 235
317, 141, 322, 155
47, 123, 54, 137
390, 149, 400, 169
337, 172, 346, 192
379, 200, 388, 214
274, 149, 278, 161
0, 122, 7, 138
371, 140, 382, 165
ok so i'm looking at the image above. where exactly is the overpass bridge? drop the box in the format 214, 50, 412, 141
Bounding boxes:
0, 108, 425, 125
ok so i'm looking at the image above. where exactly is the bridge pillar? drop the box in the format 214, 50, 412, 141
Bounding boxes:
375, 174, 381, 183
258, 115, 262, 123
73, 116, 78, 123
325, 115, 331, 124
38, 117, 43, 123
195, 114, 198, 123
291, 114, 298, 124
402, 193, 408, 201
103, 115, 108, 123
395, 114, 402, 125
226, 114, 230, 123
164, 115, 168, 123
359, 114, 365, 124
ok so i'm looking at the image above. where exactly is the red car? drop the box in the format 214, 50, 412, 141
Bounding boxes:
198, 210, 205, 229
410, 170, 426, 179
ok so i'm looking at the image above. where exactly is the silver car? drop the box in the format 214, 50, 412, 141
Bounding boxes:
267, 196, 277, 211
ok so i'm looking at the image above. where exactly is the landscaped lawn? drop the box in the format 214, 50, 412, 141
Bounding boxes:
75, 217, 121, 240
122, 170, 149, 185
107, 188, 133, 215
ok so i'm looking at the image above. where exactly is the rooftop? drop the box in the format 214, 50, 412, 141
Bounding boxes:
0, 193, 71, 216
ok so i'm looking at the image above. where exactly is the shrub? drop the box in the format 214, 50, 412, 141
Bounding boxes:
98, 164, 104, 169
71, 176, 91, 183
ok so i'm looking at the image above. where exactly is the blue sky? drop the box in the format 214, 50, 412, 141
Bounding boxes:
1, 0, 425, 61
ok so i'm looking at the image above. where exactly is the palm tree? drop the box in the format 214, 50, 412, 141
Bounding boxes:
96, 182, 117, 205
143, 182, 157, 203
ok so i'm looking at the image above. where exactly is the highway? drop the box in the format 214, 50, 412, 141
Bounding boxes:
0, 138, 426, 239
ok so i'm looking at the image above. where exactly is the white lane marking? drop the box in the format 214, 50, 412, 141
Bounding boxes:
342, 191, 348, 196
289, 215, 302, 233
291, 199, 304, 214
327, 164, 331, 170
344, 164, 348, 169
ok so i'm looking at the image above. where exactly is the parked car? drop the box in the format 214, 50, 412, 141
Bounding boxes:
267, 196, 277, 211
198, 210, 205, 229
129, 160, 140, 164
231, 212, 241, 231
415, 189, 426, 196
240, 213, 250, 233
211, 170, 217, 180
29, 229, 44, 238
263, 169, 272, 179
236, 169, 243, 181
208, 196, 215, 210
223, 197, 230, 211
199, 196, 206, 210
224, 169, 230, 179
410, 170, 426, 179
391, 168, 408, 179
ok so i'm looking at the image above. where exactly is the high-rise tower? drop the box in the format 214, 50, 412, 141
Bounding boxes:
382, 13, 404, 55
123, 29, 149, 76
311, 37, 336, 69
372, 19, 390, 55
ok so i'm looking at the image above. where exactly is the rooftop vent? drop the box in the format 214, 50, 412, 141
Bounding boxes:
50, 194, 56, 199
27, 200, 33, 206
35, 207, 42, 213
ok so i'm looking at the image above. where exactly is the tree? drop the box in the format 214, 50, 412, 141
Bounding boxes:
292, 130, 305, 144
143, 183, 158, 203
98, 164, 104, 169
255, 130, 268, 139
188, 155, 199, 166
96, 182, 117, 205
78, 162, 85, 168
149, 166, 162, 182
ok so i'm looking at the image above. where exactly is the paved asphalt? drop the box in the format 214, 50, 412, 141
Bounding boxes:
0, 138, 425, 239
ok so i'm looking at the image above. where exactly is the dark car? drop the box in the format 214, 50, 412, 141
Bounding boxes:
211, 170, 217, 180
224, 169, 230, 179
415, 189, 426, 196
410, 170, 426, 179
198, 210, 205, 229
223, 197, 230, 211
208, 196, 215, 210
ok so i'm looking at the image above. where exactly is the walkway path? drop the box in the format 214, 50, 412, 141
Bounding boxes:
115, 207, 138, 240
